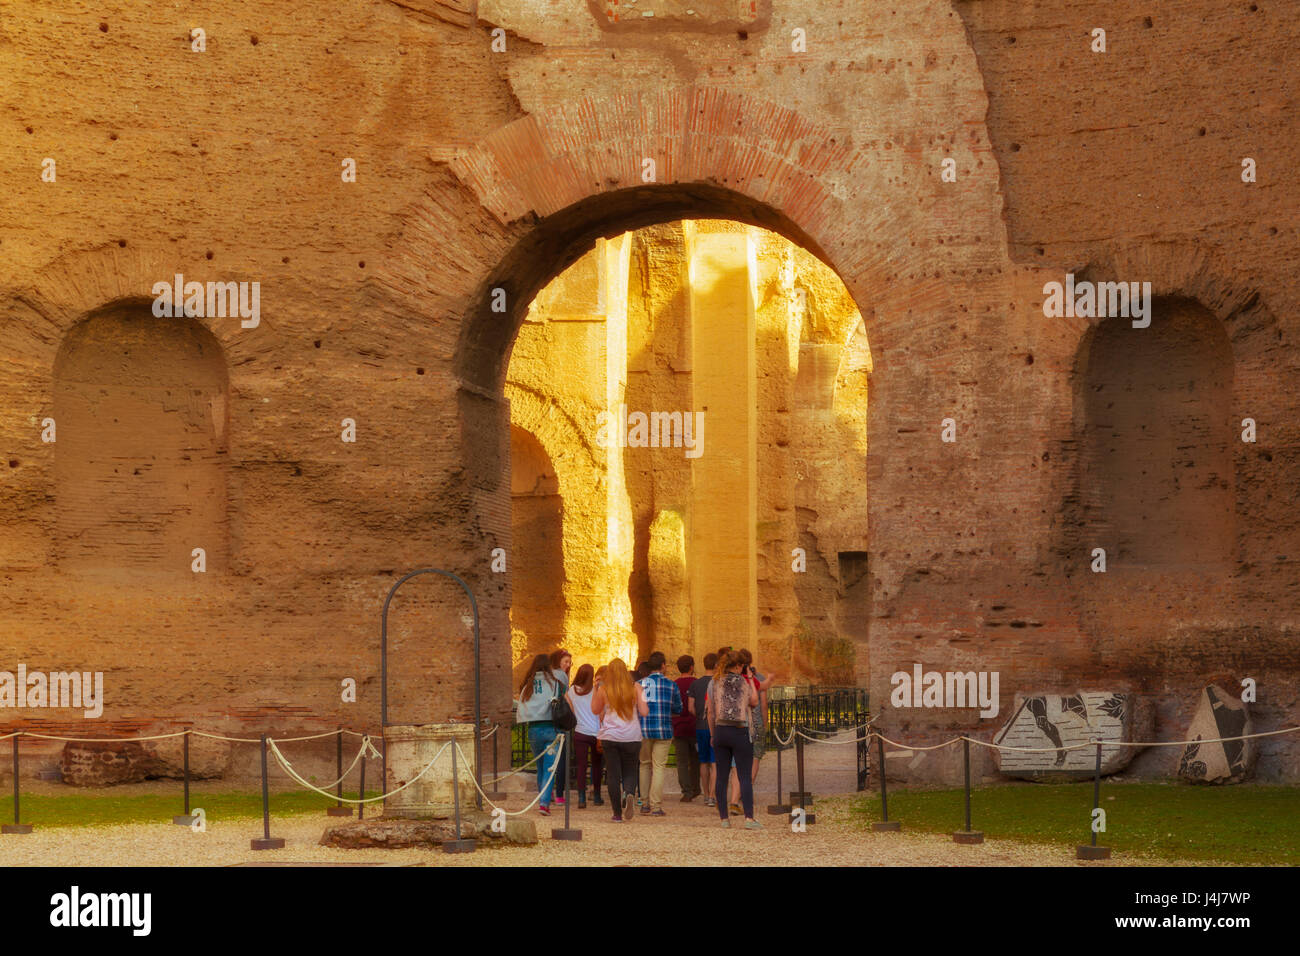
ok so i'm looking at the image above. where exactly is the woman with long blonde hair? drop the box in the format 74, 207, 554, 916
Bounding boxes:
591, 658, 648, 822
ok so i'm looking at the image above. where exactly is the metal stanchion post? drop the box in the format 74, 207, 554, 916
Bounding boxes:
1077, 741, 1111, 860
358, 750, 366, 820
486, 722, 506, 803
953, 736, 983, 844
552, 733, 581, 841
872, 733, 901, 832
3, 735, 32, 834
443, 742, 477, 853
173, 732, 195, 825
327, 728, 352, 817
250, 734, 285, 850
767, 732, 790, 815
790, 729, 815, 825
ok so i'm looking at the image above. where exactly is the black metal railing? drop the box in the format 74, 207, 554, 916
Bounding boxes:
511, 685, 870, 789
765, 686, 871, 791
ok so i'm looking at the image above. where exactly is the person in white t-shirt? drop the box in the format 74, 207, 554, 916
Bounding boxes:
566, 663, 603, 808
591, 658, 648, 822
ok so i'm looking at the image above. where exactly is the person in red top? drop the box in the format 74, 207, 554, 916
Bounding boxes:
672, 655, 700, 801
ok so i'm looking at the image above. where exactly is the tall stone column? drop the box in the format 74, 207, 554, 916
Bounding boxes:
686, 223, 758, 660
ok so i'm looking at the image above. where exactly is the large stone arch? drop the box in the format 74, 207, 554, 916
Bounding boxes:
372, 76, 1015, 758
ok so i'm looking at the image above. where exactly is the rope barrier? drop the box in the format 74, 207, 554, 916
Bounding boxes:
267, 736, 449, 805
4, 719, 1296, 763
481, 735, 558, 783
793, 726, 874, 746
17, 730, 190, 743
962, 736, 1099, 755
453, 736, 564, 816
190, 731, 265, 743
294, 735, 381, 791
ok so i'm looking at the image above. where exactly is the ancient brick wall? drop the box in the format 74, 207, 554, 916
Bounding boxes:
0, 0, 1296, 782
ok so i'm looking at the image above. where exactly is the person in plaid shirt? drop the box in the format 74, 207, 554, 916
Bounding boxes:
637, 651, 683, 815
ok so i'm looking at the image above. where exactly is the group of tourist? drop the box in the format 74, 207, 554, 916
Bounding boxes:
515, 646, 775, 828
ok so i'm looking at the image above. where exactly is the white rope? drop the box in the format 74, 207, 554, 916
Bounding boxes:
18, 730, 190, 743
454, 736, 565, 816
310, 736, 382, 790
270, 729, 353, 743
798, 719, 874, 736
794, 727, 873, 746
191, 730, 263, 743
870, 732, 963, 753
482, 738, 556, 783
965, 735, 1097, 755
1107, 726, 1300, 748
267, 736, 451, 805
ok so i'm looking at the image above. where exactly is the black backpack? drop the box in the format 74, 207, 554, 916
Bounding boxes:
550, 683, 577, 731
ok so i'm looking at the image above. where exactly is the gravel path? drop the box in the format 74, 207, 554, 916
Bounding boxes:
0, 796, 1202, 867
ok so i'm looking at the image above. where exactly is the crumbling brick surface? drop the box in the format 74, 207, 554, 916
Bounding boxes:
0, 1, 1295, 783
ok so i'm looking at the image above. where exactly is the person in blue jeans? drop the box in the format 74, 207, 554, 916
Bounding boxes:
691, 652, 719, 807
516, 653, 562, 816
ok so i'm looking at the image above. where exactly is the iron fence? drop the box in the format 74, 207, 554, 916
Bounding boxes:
511, 684, 870, 789
765, 686, 871, 790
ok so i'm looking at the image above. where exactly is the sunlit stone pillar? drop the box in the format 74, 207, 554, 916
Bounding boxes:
686, 223, 758, 660
601, 234, 637, 664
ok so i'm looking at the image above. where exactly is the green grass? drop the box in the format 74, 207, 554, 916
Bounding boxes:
0, 791, 383, 829
847, 782, 1300, 865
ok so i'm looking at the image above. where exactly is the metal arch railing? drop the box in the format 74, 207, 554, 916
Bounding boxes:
379, 568, 483, 808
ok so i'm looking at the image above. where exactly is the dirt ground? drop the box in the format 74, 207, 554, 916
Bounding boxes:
0, 793, 1212, 868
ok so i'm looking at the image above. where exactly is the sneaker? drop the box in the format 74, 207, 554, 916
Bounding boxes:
640, 803, 652, 815
720, 819, 731, 829
729, 803, 742, 815
593, 796, 605, 806
744, 819, 764, 830
705, 798, 716, 808
651, 809, 666, 817
539, 805, 551, 816
611, 816, 624, 823
623, 793, 636, 820
555, 796, 566, 805
577, 800, 587, 810
679, 794, 694, 802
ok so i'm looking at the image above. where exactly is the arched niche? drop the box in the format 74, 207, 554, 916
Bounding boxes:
53, 303, 229, 575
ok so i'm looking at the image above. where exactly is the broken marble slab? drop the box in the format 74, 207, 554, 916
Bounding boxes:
993, 691, 1152, 781
1178, 685, 1256, 784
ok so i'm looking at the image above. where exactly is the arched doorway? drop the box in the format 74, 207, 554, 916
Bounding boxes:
501, 215, 872, 687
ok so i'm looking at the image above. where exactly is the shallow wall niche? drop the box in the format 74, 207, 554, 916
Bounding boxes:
53, 306, 229, 575
509, 425, 566, 668
1077, 297, 1235, 569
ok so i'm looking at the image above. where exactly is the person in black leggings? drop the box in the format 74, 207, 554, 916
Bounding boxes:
707, 650, 761, 828
602, 741, 641, 818
591, 658, 649, 822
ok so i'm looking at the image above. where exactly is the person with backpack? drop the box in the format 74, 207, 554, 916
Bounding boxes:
515, 653, 566, 817
707, 649, 761, 829
591, 658, 648, 822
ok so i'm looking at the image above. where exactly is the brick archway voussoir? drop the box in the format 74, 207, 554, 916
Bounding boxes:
450, 88, 854, 246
